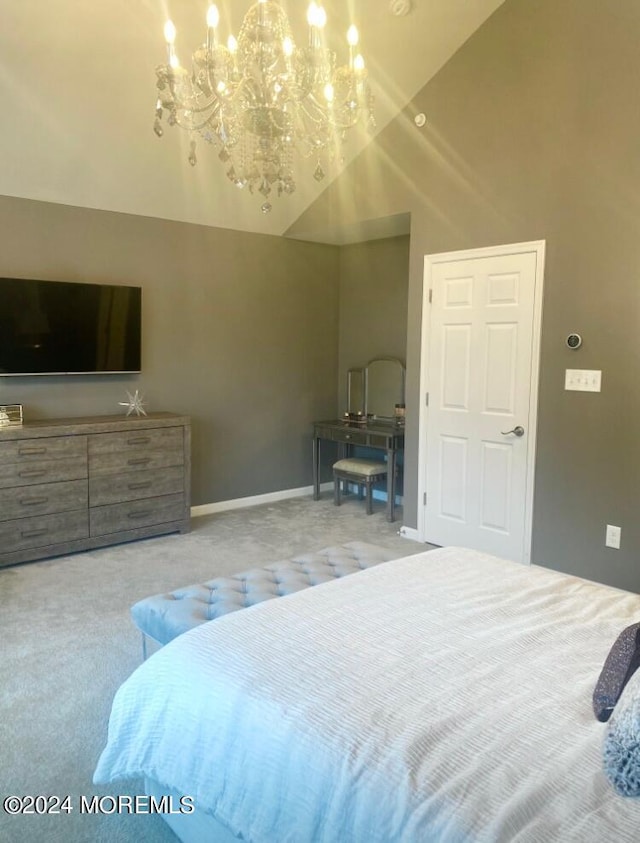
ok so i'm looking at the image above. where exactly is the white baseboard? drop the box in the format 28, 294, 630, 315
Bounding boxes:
192, 486, 423, 549
191, 483, 333, 518
398, 525, 421, 542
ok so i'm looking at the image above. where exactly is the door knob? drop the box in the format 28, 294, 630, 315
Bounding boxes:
501, 425, 525, 437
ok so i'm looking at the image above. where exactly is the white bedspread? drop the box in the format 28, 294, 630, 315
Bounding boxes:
94, 547, 640, 842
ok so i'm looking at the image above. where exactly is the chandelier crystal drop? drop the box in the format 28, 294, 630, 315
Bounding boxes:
153, 1, 375, 210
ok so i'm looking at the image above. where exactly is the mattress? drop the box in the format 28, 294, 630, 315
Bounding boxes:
94, 546, 640, 841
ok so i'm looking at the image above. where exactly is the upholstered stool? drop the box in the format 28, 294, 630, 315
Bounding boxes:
333, 457, 388, 515
131, 541, 397, 658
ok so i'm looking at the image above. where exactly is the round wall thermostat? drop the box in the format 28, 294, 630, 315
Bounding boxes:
389, 0, 412, 16
566, 333, 582, 349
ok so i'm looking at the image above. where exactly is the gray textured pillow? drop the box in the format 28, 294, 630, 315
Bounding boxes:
602, 665, 640, 796
593, 622, 640, 722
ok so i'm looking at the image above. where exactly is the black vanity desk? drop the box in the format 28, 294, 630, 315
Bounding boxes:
312, 419, 405, 522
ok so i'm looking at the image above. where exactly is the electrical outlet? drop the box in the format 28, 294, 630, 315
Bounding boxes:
605, 524, 621, 549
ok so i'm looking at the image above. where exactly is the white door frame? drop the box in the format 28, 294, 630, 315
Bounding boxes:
417, 240, 545, 564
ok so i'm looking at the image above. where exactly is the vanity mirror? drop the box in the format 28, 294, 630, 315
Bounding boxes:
365, 357, 405, 421
347, 368, 365, 415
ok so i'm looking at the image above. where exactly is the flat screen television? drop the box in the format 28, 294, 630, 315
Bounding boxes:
0, 278, 142, 376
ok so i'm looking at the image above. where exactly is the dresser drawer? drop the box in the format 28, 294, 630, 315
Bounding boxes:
0, 456, 88, 490
0, 435, 86, 465
0, 510, 89, 554
89, 466, 184, 507
90, 493, 186, 537
88, 427, 184, 476
0, 479, 88, 521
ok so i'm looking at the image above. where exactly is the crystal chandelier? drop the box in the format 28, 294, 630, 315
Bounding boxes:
154, 0, 375, 212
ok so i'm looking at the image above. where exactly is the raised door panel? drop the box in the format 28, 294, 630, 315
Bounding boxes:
437, 435, 468, 522
479, 441, 512, 533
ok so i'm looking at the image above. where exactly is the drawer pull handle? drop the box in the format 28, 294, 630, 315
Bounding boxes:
18, 446, 47, 456
127, 510, 152, 520
20, 497, 49, 507
21, 528, 47, 539
127, 437, 151, 446
128, 481, 152, 490
127, 457, 151, 466
19, 469, 47, 479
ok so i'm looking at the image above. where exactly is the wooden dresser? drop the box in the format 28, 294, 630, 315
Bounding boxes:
0, 412, 190, 567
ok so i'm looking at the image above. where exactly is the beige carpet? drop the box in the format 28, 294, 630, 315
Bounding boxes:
0, 495, 421, 843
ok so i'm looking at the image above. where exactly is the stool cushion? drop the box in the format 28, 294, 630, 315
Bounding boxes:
333, 458, 387, 477
131, 541, 396, 647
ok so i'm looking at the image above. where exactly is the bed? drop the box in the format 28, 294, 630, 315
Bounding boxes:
94, 546, 640, 842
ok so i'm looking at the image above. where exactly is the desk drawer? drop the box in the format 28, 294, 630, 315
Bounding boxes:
90, 493, 185, 537
365, 433, 392, 448
89, 427, 184, 476
337, 429, 369, 446
0, 479, 88, 521
315, 425, 370, 446
0, 510, 89, 554
314, 425, 338, 441
89, 466, 184, 507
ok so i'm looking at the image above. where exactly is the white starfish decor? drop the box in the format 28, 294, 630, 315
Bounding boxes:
119, 389, 147, 417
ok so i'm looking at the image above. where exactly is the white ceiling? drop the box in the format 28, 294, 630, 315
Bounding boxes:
0, 1, 505, 237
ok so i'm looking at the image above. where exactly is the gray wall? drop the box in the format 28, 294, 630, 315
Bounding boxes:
0, 196, 340, 507
288, 0, 640, 591
337, 236, 410, 411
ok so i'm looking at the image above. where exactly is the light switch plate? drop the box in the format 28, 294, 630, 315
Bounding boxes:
606, 524, 621, 549
564, 369, 602, 392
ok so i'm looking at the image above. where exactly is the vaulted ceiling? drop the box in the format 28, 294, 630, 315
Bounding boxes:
0, 1, 505, 237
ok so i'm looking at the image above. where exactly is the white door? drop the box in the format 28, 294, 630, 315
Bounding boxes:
418, 242, 544, 564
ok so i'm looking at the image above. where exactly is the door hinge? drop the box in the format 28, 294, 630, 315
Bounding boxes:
423, 492, 427, 506
428, 288, 433, 303
425, 392, 429, 406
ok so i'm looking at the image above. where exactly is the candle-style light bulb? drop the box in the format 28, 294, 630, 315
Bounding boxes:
354, 54, 365, 72
347, 24, 359, 46
164, 20, 177, 66
307, 2, 319, 27
206, 5, 219, 51
324, 82, 334, 103
228, 34, 238, 54
206, 4, 220, 28
307, 2, 325, 48
283, 36, 294, 58
164, 19, 177, 45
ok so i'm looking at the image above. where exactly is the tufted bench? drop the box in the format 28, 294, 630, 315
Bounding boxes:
131, 541, 397, 657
